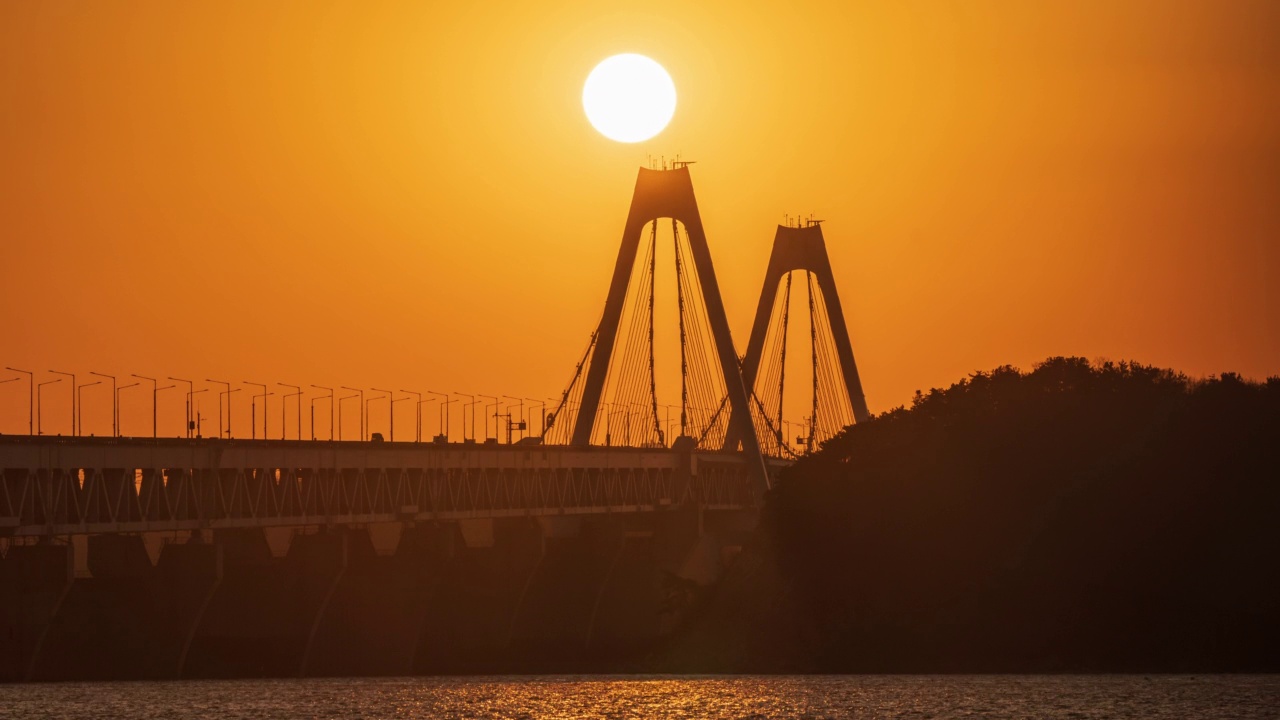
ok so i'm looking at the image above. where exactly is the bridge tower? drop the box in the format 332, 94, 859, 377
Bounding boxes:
546, 164, 769, 493
724, 221, 871, 456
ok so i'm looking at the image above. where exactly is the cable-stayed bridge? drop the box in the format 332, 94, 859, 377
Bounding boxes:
2, 164, 869, 540
0, 165, 870, 680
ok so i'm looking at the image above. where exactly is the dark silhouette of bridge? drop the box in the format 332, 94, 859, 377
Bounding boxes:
0, 165, 869, 680
3, 163, 869, 537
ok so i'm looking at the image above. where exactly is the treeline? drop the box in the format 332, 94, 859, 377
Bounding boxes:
666, 358, 1280, 672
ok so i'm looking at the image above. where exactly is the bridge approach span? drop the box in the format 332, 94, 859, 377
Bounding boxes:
0, 437, 777, 540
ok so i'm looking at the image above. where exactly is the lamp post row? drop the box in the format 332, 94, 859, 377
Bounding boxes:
0, 370, 556, 444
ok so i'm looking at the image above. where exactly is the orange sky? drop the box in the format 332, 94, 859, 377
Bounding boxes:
2, 1, 1277, 440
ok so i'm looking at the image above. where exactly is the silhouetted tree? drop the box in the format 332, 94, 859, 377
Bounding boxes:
755, 357, 1280, 671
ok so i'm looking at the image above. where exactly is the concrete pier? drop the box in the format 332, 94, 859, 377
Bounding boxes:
0, 505, 756, 680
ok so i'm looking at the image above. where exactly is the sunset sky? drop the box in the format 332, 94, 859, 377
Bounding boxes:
2, 1, 1277, 440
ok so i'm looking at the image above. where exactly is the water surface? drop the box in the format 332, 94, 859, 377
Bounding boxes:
1, 674, 1276, 719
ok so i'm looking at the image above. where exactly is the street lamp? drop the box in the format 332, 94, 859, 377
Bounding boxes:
479, 394, 498, 441
278, 383, 302, 440
90, 372, 118, 436
338, 393, 360, 441
371, 387, 394, 441
659, 403, 677, 446
387, 389, 413, 443
190, 388, 209, 437
131, 374, 173, 439
310, 385, 334, 441
157, 384, 176, 436
116, 382, 140, 436
503, 395, 526, 443
428, 390, 451, 441
453, 393, 476, 441
170, 377, 194, 438
544, 397, 562, 440
340, 386, 364, 440
399, 390, 424, 442
7, 367, 34, 435
603, 401, 617, 447
526, 398, 546, 437
49, 370, 75, 435
77, 381, 102, 436
389, 391, 415, 443
206, 379, 233, 438
36, 378, 62, 435
244, 381, 268, 440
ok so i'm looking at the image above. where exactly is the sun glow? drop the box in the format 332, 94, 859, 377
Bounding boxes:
582, 54, 676, 143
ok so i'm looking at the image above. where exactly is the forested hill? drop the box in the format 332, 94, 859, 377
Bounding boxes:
666, 358, 1280, 672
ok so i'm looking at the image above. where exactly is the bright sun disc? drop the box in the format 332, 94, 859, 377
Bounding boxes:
583, 54, 676, 143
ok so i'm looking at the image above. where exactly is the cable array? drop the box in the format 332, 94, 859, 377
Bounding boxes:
547, 227, 859, 454
546, 219, 733, 449
747, 271, 856, 456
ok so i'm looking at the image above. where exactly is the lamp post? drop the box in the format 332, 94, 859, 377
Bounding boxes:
77, 381, 102, 436
190, 388, 209, 438
479, 395, 497, 441
545, 397, 562, 439
8, 367, 34, 435
400, 390, 423, 442
36, 378, 62, 435
90, 372, 118, 436
310, 385, 333, 441
220, 388, 242, 438
131, 374, 172, 439
157, 384, 176, 436
603, 401, 615, 447
503, 396, 525, 443
389, 391, 414, 442
278, 383, 302, 440
366, 390, 388, 441
49, 370, 75, 435
428, 390, 450, 441
371, 387, 396, 441
340, 386, 364, 440
116, 382, 139, 436
453, 393, 475, 441
206, 379, 230, 438
387, 390, 412, 443
526, 398, 546, 437
338, 393, 360, 441
170, 377, 194, 438
659, 403, 676, 446
244, 381, 268, 440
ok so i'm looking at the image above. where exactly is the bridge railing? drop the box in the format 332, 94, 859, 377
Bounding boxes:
0, 438, 762, 538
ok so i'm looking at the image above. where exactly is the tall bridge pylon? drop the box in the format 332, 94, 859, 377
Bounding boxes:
724, 222, 871, 456
545, 165, 770, 494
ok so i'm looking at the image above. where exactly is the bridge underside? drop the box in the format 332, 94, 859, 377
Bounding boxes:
0, 437, 771, 681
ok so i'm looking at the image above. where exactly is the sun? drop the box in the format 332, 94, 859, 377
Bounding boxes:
583, 54, 677, 143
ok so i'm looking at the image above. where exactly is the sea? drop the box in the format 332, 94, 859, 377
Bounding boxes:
0, 675, 1276, 719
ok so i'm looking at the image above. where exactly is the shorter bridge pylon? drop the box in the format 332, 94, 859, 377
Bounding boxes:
725, 221, 870, 456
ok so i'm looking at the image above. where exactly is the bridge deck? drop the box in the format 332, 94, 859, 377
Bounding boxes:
0, 437, 779, 538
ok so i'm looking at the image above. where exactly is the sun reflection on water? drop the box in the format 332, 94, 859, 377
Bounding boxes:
0, 675, 1275, 719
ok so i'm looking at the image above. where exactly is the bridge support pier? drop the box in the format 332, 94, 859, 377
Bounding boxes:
301, 525, 429, 677
180, 528, 347, 678
166, 538, 223, 678
0, 542, 73, 682
28, 534, 153, 681
412, 518, 544, 674
500, 507, 759, 669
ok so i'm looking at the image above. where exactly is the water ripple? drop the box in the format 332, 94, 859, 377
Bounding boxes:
1, 675, 1276, 720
